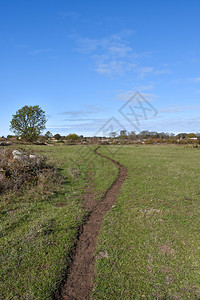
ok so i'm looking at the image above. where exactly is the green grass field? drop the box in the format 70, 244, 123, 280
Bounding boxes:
93, 145, 200, 299
0, 145, 118, 299
1, 144, 200, 299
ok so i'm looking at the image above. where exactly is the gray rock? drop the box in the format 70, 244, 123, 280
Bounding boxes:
13, 154, 28, 161
12, 150, 22, 156
29, 155, 37, 159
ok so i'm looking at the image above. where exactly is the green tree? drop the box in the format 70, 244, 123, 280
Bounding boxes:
66, 133, 79, 140
45, 131, 53, 139
119, 130, 127, 140
187, 133, 196, 138
120, 130, 127, 136
53, 134, 61, 140
10, 105, 47, 141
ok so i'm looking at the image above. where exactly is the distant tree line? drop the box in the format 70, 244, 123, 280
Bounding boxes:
5, 130, 200, 146
115, 130, 200, 140
7, 104, 200, 144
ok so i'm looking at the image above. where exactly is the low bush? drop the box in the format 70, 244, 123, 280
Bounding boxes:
0, 148, 64, 194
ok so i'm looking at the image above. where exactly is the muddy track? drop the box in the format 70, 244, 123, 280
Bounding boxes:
55, 146, 127, 300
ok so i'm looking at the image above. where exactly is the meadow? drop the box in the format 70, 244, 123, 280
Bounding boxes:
93, 145, 200, 299
0, 145, 117, 299
1, 144, 200, 299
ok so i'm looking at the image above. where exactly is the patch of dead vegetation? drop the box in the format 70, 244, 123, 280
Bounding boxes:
160, 266, 170, 273
159, 244, 175, 255
139, 207, 161, 217
54, 202, 69, 207
0, 148, 64, 195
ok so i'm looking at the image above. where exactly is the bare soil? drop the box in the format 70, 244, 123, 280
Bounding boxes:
55, 147, 127, 300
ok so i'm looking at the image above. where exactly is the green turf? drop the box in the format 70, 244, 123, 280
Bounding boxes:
93, 145, 200, 299
0, 145, 118, 299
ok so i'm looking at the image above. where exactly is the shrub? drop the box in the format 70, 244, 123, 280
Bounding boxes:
0, 148, 64, 194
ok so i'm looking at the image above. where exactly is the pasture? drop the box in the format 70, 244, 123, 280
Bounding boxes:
93, 145, 200, 299
1, 144, 200, 299
0, 145, 117, 299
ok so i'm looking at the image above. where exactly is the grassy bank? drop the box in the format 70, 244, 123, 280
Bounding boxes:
93, 145, 200, 299
0, 145, 118, 299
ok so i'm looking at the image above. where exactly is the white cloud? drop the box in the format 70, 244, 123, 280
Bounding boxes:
74, 30, 140, 76
137, 67, 172, 78
138, 67, 154, 78
154, 69, 171, 75
116, 90, 157, 101
95, 61, 137, 76
73, 31, 171, 78
116, 90, 136, 101
108, 45, 132, 57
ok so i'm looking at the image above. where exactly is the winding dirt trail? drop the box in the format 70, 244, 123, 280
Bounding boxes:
55, 146, 127, 300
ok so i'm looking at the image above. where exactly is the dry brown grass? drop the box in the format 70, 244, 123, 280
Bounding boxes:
0, 148, 64, 194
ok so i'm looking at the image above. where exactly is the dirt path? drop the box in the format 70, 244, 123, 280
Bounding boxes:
55, 146, 127, 300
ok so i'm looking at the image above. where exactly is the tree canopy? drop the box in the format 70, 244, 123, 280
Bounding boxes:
66, 134, 79, 140
10, 105, 47, 141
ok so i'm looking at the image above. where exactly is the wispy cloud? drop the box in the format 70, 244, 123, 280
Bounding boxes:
47, 114, 200, 135
154, 69, 171, 75
63, 118, 101, 122
96, 61, 137, 76
116, 90, 138, 101
76, 30, 134, 53
73, 31, 171, 78
137, 67, 154, 78
160, 105, 200, 113
47, 118, 109, 134
137, 67, 171, 78
59, 104, 106, 118
73, 30, 141, 76
47, 125, 71, 130
116, 86, 156, 101
143, 116, 200, 134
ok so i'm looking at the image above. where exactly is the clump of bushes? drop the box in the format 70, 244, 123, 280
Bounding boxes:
0, 148, 64, 194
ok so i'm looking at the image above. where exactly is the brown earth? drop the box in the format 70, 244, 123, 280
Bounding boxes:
55, 146, 127, 300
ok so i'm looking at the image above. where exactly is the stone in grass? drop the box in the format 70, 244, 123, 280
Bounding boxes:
12, 150, 38, 161
13, 154, 28, 161
12, 150, 29, 161
12, 150, 22, 156
29, 155, 37, 159
97, 251, 109, 259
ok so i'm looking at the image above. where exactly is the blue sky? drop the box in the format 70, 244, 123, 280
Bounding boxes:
1, 0, 200, 137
